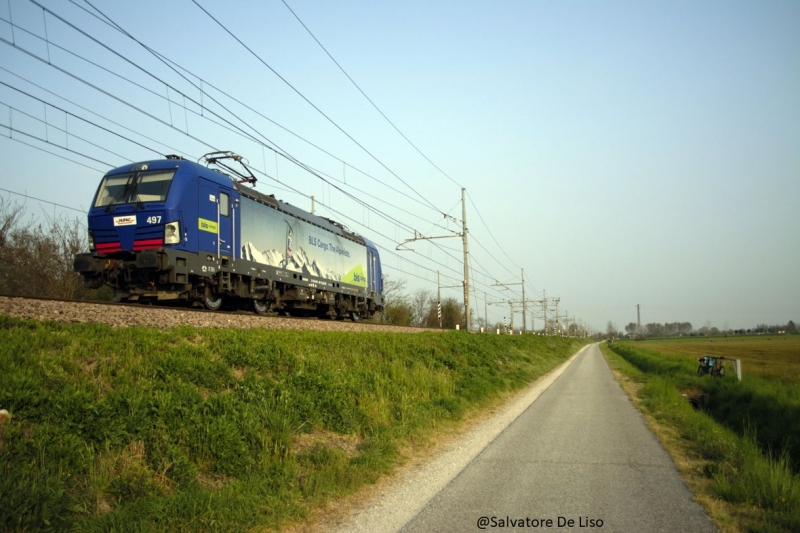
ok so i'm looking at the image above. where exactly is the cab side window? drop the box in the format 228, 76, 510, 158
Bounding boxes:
220, 192, 230, 217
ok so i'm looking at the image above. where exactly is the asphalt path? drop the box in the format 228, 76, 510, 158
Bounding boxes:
398, 343, 716, 533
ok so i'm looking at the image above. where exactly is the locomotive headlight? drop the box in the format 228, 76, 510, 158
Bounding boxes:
88, 230, 94, 249
164, 221, 180, 244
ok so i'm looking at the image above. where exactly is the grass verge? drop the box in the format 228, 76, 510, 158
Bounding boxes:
0, 315, 587, 532
601, 341, 800, 533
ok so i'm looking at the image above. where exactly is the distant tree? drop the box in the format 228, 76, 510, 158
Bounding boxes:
606, 321, 617, 339
624, 322, 637, 336
381, 276, 413, 325
383, 300, 414, 326
644, 323, 664, 338
439, 297, 463, 329
0, 199, 108, 301
422, 299, 441, 329
787, 320, 797, 334
411, 288, 434, 327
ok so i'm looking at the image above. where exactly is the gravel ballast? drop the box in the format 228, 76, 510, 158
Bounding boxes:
0, 296, 436, 333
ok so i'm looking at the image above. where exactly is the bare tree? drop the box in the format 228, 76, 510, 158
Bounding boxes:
0, 198, 107, 300
411, 288, 433, 327
380, 276, 414, 325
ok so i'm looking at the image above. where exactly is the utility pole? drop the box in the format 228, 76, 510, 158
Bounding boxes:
396, 189, 470, 330
553, 297, 561, 335
311, 195, 315, 214
484, 291, 488, 332
521, 268, 527, 333
542, 289, 547, 334
461, 188, 471, 331
637, 304, 641, 337
493, 271, 528, 333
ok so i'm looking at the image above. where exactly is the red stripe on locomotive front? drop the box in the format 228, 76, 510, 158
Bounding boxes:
95, 242, 121, 253
133, 238, 163, 251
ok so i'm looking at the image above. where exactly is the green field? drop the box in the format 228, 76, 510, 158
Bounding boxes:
605, 337, 800, 533
0, 315, 587, 532
634, 335, 800, 385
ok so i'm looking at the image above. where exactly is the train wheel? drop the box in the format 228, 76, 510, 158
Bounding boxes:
349, 311, 360, 322
252, 299, 269, 315
203, 292, 224, 311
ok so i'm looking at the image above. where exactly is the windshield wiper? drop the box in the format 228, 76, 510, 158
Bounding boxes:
104, 175, 136, 212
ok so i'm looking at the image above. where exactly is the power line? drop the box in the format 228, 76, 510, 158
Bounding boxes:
281, 0, 463, 190
53, 2, 455, 239
1, 28, 421, 253
0, 82, 163, 159
0, 134, 104, 173
189, 0, 448, 217
73, 0, 445, 218
0, 185, 88, 214
0, 65, 191, 160
43, 5, 461, 248
1, 122, 114, 167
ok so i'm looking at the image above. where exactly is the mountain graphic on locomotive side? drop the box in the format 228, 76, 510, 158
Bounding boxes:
73, 152, 384, 319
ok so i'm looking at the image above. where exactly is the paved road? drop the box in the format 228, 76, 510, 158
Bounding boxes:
399, 343, 716, 533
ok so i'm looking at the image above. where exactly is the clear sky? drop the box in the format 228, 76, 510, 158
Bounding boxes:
0, 0, 797, 332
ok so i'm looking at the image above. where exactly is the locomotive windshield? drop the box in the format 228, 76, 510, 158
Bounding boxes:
94, 169, 176, 208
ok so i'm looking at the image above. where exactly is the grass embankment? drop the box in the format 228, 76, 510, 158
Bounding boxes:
603, 339, 800, 533
0, 316, 587, 532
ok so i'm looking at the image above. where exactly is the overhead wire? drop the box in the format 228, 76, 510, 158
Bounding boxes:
0, 185, 88, 214
64, 3, 471, 257
1, 10, 423, 240
188, 0, 449, 218
0, 82, 163, 159
75, 0, 442, 216
0, 65, 192, 159
58, 1, 460, 240
0, 134, 105, 173
0, 35, 220, 154
280, 0, 463, 190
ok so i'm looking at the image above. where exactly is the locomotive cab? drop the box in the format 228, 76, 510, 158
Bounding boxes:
73, 157, 238, 304
88, 162, 182, 254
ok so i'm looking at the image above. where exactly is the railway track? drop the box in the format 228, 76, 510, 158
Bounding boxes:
0, 294, 440, 333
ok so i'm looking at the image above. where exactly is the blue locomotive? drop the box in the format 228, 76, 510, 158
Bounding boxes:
73, 153, 384, 319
